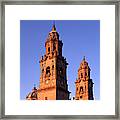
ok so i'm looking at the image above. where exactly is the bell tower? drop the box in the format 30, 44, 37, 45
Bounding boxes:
75, 57, 94, 100
37, 23, 70, 100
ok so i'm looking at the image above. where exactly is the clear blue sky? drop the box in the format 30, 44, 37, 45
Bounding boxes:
20, 20, 100, 100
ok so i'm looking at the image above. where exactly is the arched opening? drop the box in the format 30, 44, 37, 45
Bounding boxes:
76, 87, 78, 91
48, 47, 50, 53
42, 69, 44, 73
80, 86, 83, 92
81, 73, 83, 78
52, 65, 54, 69
53, 43, 56, 51
46, 66, 50, 75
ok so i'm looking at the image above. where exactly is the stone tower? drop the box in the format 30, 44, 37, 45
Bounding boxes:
75, 57, 94, 100
37, 23, 70, 100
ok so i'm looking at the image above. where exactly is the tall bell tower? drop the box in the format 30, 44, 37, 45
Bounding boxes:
75, 57, 94, 100
37, 23, 70, 100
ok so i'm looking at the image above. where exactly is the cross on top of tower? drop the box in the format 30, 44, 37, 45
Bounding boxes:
83, 56, 85, 61
33, 84, 37, 90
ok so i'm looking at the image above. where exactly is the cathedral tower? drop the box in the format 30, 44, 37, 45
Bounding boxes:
75, 57, 94, 100
37, 23, 70, 100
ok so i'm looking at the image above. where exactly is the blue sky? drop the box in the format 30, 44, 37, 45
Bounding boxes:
20, 20, 100, 100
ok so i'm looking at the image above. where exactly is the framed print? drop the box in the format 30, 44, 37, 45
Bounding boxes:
0, 0, 119, 119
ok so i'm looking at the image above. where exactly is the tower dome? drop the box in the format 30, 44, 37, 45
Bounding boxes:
47, 22, 59, 41
26, 85, 38, 100
80, 56, 89, 69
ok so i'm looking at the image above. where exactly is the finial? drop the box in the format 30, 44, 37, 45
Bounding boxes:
53, 20, 55, 25
83, 56, 85, 61
34, 84, 36, 89
52, 21, 56, 31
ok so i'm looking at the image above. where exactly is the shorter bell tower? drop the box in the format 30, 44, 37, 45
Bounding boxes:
75, 57, 94, 100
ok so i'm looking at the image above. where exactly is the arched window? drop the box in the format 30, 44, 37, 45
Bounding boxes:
53, 43, 56, 51
48, 47, 50, 53
81, 73, 83, 78
52, 65, 54, 69
46, 66, 50, 74
76, 87, 78, 91
80, 86, 83, 92
42, 69, 44, 73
